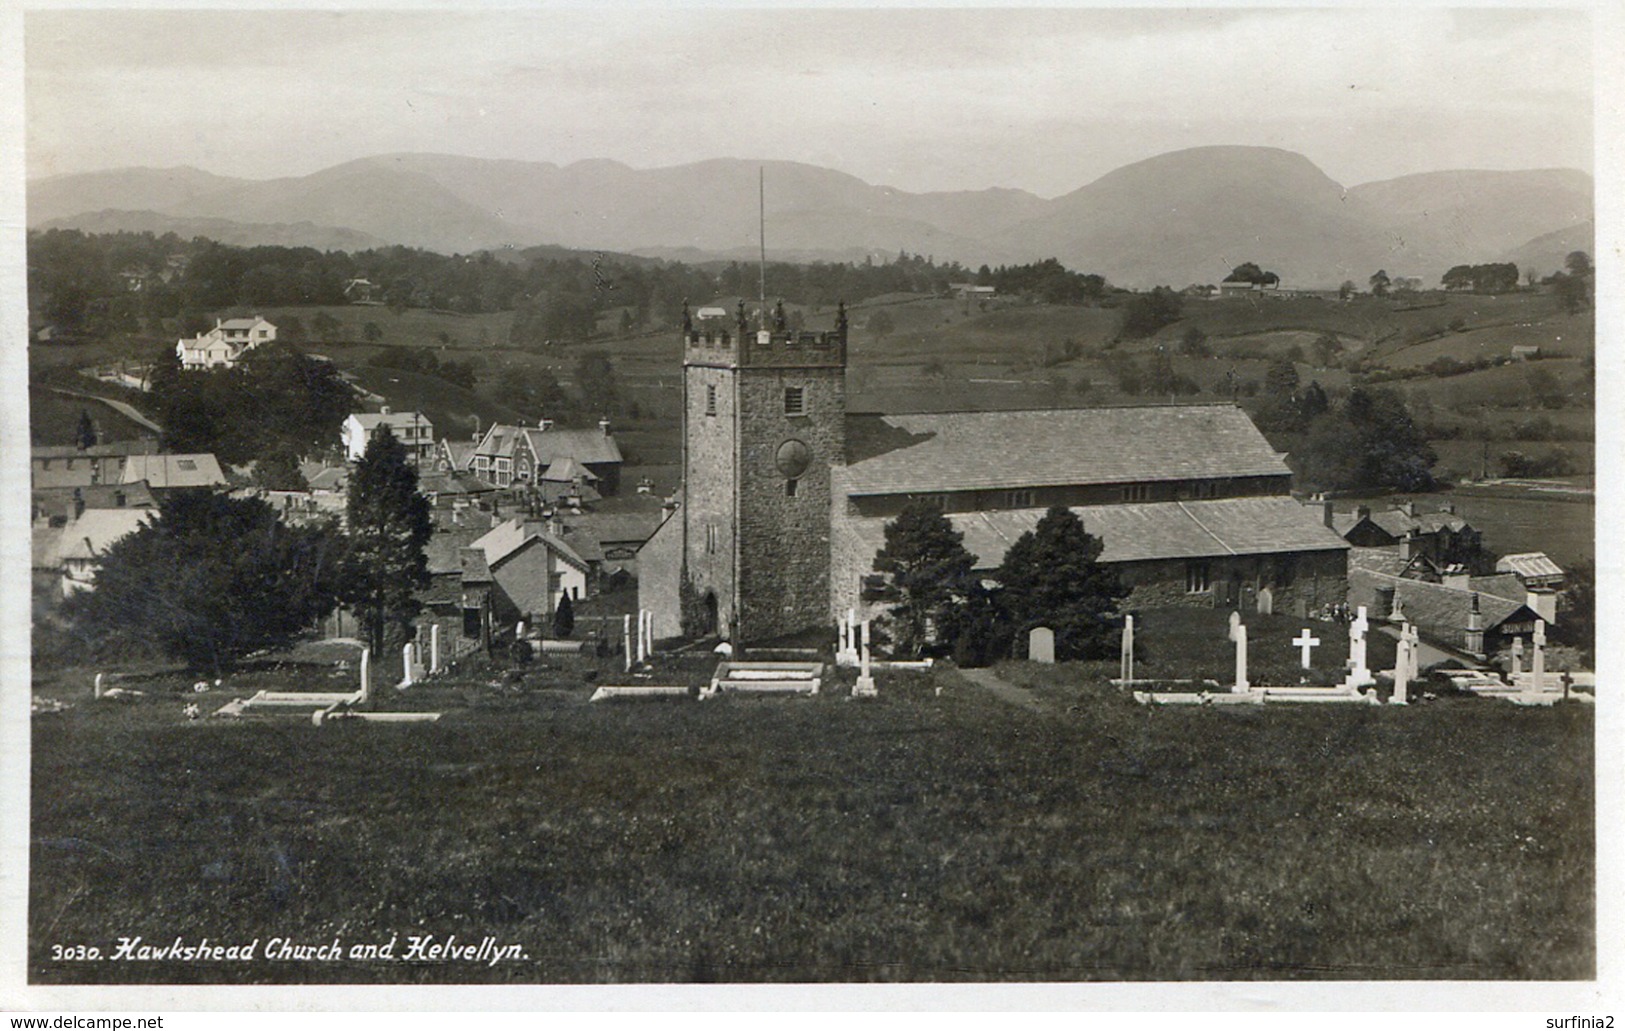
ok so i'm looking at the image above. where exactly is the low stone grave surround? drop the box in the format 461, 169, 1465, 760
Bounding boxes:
704, 661, 823, 698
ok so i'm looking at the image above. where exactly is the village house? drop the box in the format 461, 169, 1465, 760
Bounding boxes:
638, 303, 1350, 643
1347, 548, 1550, 664
176, 316, 277, 369
34, 507, 158, 596
31, 446, 225, 496
1328, 500, 1484, 570
444, 420, 624, 494
32, 481, 157, 527
341, 408, 436, 463
459, 516, 594, 633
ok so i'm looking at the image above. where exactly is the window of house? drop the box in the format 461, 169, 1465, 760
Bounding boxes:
1186, 561, 1211, 594
784, 386, 806, 416
1001, 489, 1035, 508
1122, 483, 1152, 502
786, 478, 798, 497
705, 384, 717, 417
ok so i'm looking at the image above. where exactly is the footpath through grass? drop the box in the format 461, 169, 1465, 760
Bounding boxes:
29, 662, 1591, 983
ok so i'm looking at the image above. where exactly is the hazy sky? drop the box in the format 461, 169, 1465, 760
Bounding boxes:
25, 6, 1593, 197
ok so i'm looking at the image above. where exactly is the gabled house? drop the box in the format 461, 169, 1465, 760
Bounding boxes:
465, 517, 594, 628
177, 317, 276, 369
118, 454, 228, 493
1348, 548, 1550, 663
341, 408, 436, 463
46, 508, 158, 596
455, 420, 624, 493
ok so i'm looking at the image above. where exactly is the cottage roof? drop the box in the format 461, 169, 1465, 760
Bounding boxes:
440, 439, 477, 471
425, 527, 486, 576
416, 470, 496, 496
560, 509, 663, 545
219, 317, 271, 330
56, 508, 156, 562
540, 456, 598, 483
1349, 559, 1538, 641
31, 456, 128, 490
33, 440, 160, 461
32, 481, 157, 520
302, 465, 349, 493
1467, 573, 1529, 602
1496, 552, 1565, 581
120, 453, 227, 489
846, 496, 1347, 570
458, 546, 494, 583
523, 427, 623, 466
840, 405, 1291, 497
349, 411, 432, 433
471, 517, 591, 573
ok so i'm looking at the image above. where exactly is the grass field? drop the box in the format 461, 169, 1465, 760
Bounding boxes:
29, 629, 1591, 985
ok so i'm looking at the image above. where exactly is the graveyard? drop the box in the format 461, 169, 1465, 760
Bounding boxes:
28, 607, 1593, 984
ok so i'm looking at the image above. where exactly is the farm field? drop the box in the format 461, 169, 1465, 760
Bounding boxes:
29, 644, 1591, 984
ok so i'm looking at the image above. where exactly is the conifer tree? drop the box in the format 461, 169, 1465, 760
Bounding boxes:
340, 426, 432, 655
872, 501, 977, 657
996, 506, 1127, 660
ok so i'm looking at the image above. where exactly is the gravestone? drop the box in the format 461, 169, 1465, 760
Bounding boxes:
1120, 615, 1135, 683
1510, 637, 1524, 677
358, 648, 371, 704
1347, 606, 1371, 686
1293, 628, 1320, 670
1531, 620, 1547, 693
623, 614, 633, 673
1029, 626, 1056, 664
1257, 586, 1274, 616
853, 619, 877, 697
429, 624, 441, 675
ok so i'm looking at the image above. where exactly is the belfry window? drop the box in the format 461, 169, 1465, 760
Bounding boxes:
784, 387, 806, 416
705, 384, 717, 417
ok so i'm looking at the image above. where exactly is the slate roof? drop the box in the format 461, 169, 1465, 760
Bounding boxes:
54, 509, 157, 563
349, 411, 433, 433
1349, 563, 1537, 642
845, 496, 1348, 570
1497, 552, 1565, 581
416, 470, 497, 496
541, 456, 598, 482
471, 518, 591, 573
524, 427, 623, 467
32, 440, 159, 461
31, 456, 128, 490
32, 481, 157, 521
839, 405, 1290, 496
459, 547, 494, 584
120, 454, 226, 489
560, 510, 663, 546
440, 439, 477, 471
1468, 573, 1529, 602
425, 527, 486, 576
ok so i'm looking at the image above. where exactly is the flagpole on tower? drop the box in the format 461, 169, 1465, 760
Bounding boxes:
759, 166, 767, 331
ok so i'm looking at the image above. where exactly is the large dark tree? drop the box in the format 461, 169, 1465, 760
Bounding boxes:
1296, 387, 1436, 492
872, 501, 978, 658
64, 490, 344, 675
1118, 287, 1184, 340
340, 426, 433, 655
995, 507, 1127, 660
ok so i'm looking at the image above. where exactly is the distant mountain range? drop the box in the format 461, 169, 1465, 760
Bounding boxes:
29, 146, 1593, 288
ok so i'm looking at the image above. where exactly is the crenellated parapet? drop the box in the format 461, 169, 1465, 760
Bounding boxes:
682, 299, 848, 369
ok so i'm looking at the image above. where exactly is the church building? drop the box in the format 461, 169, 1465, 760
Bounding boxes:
639, 303, 1350, 644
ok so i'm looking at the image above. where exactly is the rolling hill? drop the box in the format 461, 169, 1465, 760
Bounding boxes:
29, 148, 1593, 288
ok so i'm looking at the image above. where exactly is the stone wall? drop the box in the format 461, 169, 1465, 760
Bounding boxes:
1117, 549, 1348, 614
637, 509, 683, 640
735, 365, 846, 641
682, 363, 738, 633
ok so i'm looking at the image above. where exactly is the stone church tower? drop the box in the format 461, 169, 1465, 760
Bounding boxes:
678, 299, 847, 643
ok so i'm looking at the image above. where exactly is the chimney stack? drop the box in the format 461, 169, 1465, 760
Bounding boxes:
599, 418, 612, 437
1356, 505, 1371, 522
1321, 499, 1334, 528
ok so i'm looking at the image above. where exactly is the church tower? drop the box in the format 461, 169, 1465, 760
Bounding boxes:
679, 299, 848, 643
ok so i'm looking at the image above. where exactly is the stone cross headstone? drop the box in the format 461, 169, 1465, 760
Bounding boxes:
1531, 620, 1547, 693
1404, 622, 1420, 684
1292, 629, 1320, 670
1348, 606, 1371, 686
1231, 617, 1249, 691
358, 647, 371, 704
429, 624, 441, 675
1257, 586, 1274, 616
1391, 625, 1412, 705
1029, 626, 1056, 664
1120, 615, 1135, 684
853, 619, 876, 697
1510, 636, 1524, 677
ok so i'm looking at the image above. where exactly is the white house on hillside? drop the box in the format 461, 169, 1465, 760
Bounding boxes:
342, 408, 436, 463
177, 317, 277, 369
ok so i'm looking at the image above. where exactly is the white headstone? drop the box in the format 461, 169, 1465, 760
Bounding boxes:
1233, 623, 1249, 691
429, 624, 441, 674
1510, 636, 1524, 677
1349, 606, 1371, 684
1029, 626, 1056, 664
1120, 615, 1135, 684
94, 673, 104, 699
853, 618, 876, 697
1531, 620, 1546, 693
623, 614, 633, 673
1392, 630, 1411, 705
1257, 586, 1274, 616
1293, 629, 1321, 669
400, 643, 416, 687
1228, 610, 1242, 641
516, 621, 526, 642
358, 648, 371, 704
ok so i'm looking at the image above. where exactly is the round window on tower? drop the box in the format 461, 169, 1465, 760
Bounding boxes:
775, 438, 811, 479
